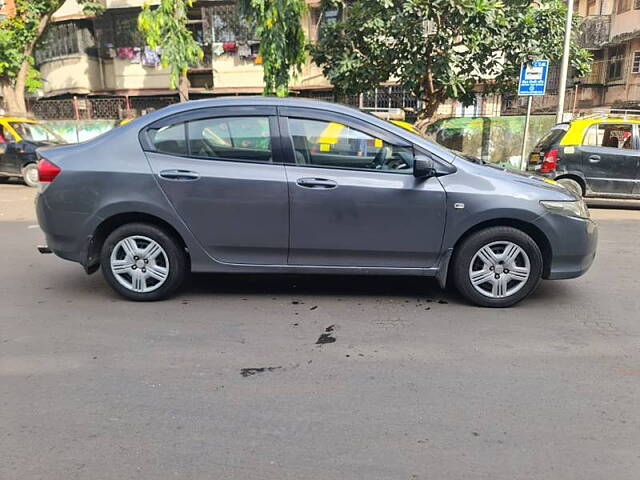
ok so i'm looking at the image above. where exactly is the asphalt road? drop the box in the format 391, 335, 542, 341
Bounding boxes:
2, 183, 640, 480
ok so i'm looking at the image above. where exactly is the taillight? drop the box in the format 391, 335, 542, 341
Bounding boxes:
540, 148, 558, 173
37, 158, 61, 183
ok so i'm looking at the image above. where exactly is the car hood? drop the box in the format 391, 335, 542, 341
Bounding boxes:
453, 155, 576, 200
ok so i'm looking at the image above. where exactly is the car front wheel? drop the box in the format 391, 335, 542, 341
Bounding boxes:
100, 223, 187, 301
452, 226, 543, 307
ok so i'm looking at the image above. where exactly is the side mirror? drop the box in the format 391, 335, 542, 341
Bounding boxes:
413, 154, 437, 178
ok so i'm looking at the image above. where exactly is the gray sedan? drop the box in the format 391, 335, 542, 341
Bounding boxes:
35, 98, 597, 307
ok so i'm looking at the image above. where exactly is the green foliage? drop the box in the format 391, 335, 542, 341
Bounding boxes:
0, 1, 60, 82
25, 62, 43, 93
138, 0, 204, 90
0, 0, 100, 84
311, 0, 592, 118
239, 0, 307, 97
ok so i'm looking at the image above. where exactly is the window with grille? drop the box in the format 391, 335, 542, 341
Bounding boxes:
607, 45, 626, 80
93, 12, 145, 49
202, 3, 256, 43
616, 0, 630, 12
34, 21, 95, 65
633, 52, 640, 74
635, 0, 640, 9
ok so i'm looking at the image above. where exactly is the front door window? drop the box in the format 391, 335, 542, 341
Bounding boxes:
288, 118, 414, 173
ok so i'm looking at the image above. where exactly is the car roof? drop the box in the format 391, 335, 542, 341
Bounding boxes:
120, 96, 459, 163
570, 116, 640, 127
0, 117, 36, 123
143, 96, 372, 120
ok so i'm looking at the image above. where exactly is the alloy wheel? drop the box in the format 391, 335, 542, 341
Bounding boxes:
109, 235, 169, 293
468, 241, 531, 299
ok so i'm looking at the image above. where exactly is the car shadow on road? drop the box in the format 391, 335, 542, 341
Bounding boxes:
187, 273, 457, 302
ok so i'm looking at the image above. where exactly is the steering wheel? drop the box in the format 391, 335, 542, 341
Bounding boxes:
198, 139, 216, 157
373, 146, 393, 169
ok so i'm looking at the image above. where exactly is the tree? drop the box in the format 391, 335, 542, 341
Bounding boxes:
239, 0, 307, 96
138, 0, 203, 102
0, 0, 100, 114
311, 0, 592, 119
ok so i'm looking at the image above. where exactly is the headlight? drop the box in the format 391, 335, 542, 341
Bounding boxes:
540, 200, 590, 219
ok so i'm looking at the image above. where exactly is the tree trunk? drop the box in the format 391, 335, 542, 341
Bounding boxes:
1, 82, 26, 115
417, 94, 444, 122
1, 13, 51, 115
178, 73, 190, 102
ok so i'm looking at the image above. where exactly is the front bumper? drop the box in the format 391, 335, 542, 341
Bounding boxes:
535, 212, 598, 280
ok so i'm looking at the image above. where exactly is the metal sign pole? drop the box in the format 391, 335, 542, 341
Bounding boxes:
517, 60, 548, 171
555, 0, 574, 124
520, 95, 533, 171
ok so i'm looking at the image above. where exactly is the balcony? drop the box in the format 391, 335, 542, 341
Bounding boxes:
576, 55, 634, 86
578, 15, 611, 49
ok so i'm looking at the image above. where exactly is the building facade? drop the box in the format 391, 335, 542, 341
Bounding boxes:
28, 0, 501, 121
0, 0, 16, 20
29, 0, 340, 119
570, 0, 640, 110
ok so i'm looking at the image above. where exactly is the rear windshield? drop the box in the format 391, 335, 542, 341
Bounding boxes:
534, 126, 568, 150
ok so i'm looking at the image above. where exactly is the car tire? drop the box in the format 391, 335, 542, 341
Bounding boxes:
452, 226, 543, 308
22, 163, 39, 188
557, 178, 583, 197
100, 223, 188, 301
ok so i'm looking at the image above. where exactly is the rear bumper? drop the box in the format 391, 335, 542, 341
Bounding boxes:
36, 192, 96, 266
535, 212, 598, 280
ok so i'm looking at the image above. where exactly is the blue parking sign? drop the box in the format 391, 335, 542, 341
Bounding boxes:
518, 60, 549, 96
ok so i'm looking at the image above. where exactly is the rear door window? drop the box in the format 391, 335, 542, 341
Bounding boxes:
187, 116, 272, 162
148, 123, 188, 155
534, 126, 567, 150
583, 123, 634, 149
146, 116, 273, 162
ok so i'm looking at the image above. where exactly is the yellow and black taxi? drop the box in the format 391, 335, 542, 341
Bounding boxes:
528, 114, 640, 198
0, 117, 66, 187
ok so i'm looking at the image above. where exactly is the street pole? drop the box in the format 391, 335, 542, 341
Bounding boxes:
520, 95, 533, 171
555, 0, 574, 123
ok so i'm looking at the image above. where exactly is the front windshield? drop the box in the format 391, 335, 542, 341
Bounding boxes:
9, 122, 66, 144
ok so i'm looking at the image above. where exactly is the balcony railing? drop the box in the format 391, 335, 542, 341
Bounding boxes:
578, 15, 611, 49
577, 56, 634, 85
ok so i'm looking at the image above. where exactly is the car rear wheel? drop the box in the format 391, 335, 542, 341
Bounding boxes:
100, 223, 187, 301
22, 164, 39, 188
452, 227, 543, 307
557, 178, 583, 197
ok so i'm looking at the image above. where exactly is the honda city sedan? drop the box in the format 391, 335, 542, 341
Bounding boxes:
36, 98, 597, 307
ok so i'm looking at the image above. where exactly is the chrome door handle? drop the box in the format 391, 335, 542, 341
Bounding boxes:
296, 177, 337, 189
588, 155, 601, 164
159, 169, 200, 181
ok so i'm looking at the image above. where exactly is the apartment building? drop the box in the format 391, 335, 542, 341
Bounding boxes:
28, 0, 502, 121
0, 0, 16, 20
29, 0, 345, 119
26, 0, 325, 117
572, 0, 640, 110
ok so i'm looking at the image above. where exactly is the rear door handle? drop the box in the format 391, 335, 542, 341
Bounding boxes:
588, 155, 601, 164
159, 169, 200, 181
296, 177, 337, 189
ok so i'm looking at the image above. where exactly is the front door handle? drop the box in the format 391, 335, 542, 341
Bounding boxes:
588, 155, 601, 164
296, 177, 337, 189
159, 169, 200, 181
